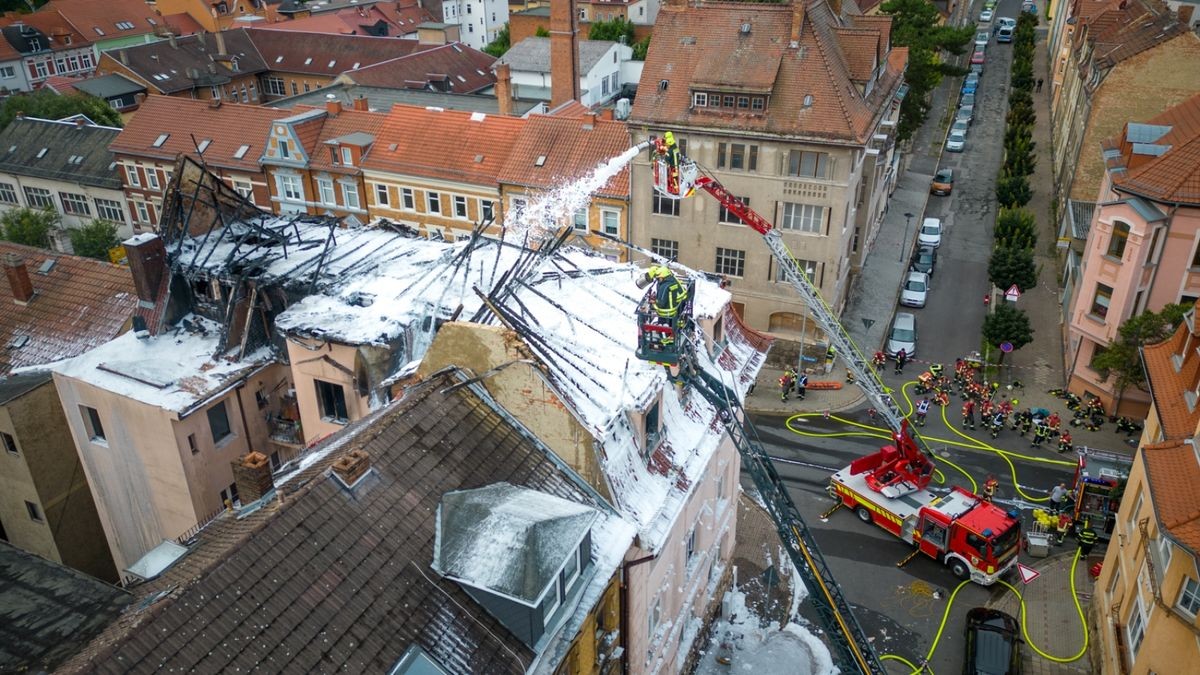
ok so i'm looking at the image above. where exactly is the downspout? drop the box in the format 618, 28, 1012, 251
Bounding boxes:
235, 383, 254, 453
620, 552, 656, 674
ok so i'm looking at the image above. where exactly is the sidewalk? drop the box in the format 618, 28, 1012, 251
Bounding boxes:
986, 550, 1095, 674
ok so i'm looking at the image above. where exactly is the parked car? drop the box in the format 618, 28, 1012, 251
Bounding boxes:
931, 167, 954, 195
997, 26, 1014, 42
975, 31, 990, 47
919, 217, 943, 248
985, 0, 997, 9
900, 271, 930, 308
956, 104, 975, 126
971, 49, 986, 65
962, 75, 979, 96
911, 246, 937, 275
998, 16, 1017, 28
886, 312, 918, 357
951, 119, 970, 137
960, 92, 976, 109
946, 129, 967, 152
980, 8, 994, 21
964, 608, 1022, 675
1022, 1, 1037, 14
970, 62, 985, 77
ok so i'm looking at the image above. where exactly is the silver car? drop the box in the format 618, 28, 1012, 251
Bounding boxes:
886, 312, 918, 357
900, 271, 930, 308
946, 129, 967, 152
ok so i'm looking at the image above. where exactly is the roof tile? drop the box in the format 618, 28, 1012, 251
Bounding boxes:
341, 42, 497, 94
497, 114, 631, 198
1141, 439, 1200, 554
1142, 305, 1200, 439
1110, 93, 1200, 205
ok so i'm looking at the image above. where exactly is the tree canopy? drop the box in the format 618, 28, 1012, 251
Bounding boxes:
0, 90, 122, 131
988, 246, 1037, 294
483, 23, 511, 57
588, 17, 636, 44
0, 207, 58, 249
880, 0, 974, 140
68, 220, 121, 261
1091, 303, 1191, 395
982, 303, 1034, 362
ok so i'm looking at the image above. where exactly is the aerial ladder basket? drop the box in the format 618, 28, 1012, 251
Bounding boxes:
634, 278, 695, 366
651, 143, 700, 199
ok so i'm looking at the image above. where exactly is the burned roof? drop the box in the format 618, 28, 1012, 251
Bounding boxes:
68, 374, 615, 674
0, 116, 121, 189
0, 541, 132, 673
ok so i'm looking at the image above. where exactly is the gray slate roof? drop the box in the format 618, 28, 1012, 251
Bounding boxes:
497, 38, 619, 74
434, 483, 598, 603
267, 82, 543, 115
0, 117, 121, 189
70, 73, 145, 100
0, 371, 51, 405
0, 542, 132, 672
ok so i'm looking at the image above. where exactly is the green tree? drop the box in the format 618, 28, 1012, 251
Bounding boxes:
0, 90, 121, 131
535, 26, 550, 38
588, 17, 635, 44
68, 219, 120, 261
881, 0, 975, 141
996, 174, 1032, 208
995, 207, 1038, 249
1091, 303, 1191, 408
988, 246, 1037, 293
982, 303, 1034, 363
632, 35, 651, 61
0, 207, 57, 248
483, 23, 511, 57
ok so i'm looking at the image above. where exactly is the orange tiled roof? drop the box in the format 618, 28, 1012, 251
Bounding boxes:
1, 9, 90, 50
1110, 93, 1200, 205
108, 96, 293, 172
0, 242, 138, 375
160, 12, 205, 36
39, 74, 85, 94
361, 104, 526, 185
497, 114, 632, 199
39, 0, 161, 41
835, 27, 882, 83
1141, 439, 1200, 554
1072, 0, 1186, 69
288, 106, 387, 173
630, 0, 904, 144
1142, 305, 1200, 439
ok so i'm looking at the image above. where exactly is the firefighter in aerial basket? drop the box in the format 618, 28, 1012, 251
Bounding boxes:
636, 265, 688, 343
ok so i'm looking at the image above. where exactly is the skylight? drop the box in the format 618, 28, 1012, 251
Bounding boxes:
275, 55, 283, 63
233, 144, 250, 159
115, 21, 135, 30
304, 57, 313, 65
535, 155, 546, 167
469, 112, 486, 122
328, 60, 336, 68
152, 133, 169, 147
94, 27, 104, 35
147, 18, 157, 26
456, 75, 466, 82
197, 139, 211, 153
35, 148, 47, 159
352, 62, 360, 69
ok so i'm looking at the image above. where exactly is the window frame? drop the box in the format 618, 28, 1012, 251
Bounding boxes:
26, 500, 43, 522
650, 238, 679, 260
2, 431, 17, 455
374, 183, 390, 207
402, 187, 415, 210
276, 173, 303, 202
59, 192, 91, 216
94, 197, 125, 222
81, 405, 106, 444
1107, 221, 1130, 259
316, 177, 336, 206
715, 247, 746, 278
601, 209, 619, 236
23, 186, 53, 209
146, 169, 160, 191
1091, 283, 1113, 319
1126, 592, 1147, 660
207, 400, 233, 444
718, 196, 750, 224
426, 191, 441, 214
341, 181, 360, 210
651, 190, 680, 217
1177, 576, 1200, 617
787, 150, 831, 179
0, 182, 17, 204
315, 379, 349, 424
453, 195, 469, 219
780, 202, 826, 234
573, 208, 588, 231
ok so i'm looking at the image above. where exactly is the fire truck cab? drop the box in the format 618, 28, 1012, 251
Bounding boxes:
831, 466, 1021, 585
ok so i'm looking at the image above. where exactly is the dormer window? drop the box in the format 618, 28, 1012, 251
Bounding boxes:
692, 92, 707, 108
643, 397, 662, 455
341, 146, 353, 166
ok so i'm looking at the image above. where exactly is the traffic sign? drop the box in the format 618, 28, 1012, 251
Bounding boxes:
1000, 342, 1013, 353
1005, 284, 1021, 301
1016, 562, 1040, 584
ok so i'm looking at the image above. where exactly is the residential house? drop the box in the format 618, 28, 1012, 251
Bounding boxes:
268, 80, 543, 116
153, 0, 277, 32
360, 103, 525, 240
251, 0, 435, 37
578, 0, 655, 24
1, 241, 144, 583
417, 250, 771, 673
33, 0, 168, 59
44, 72, 147, 114
629, 0, 907, 336
497, 37, 631, 106
56, 371, 632, 674
330, 40, 497, 95
1065, 93, 1200, 417
260, 99, 382, 221
0, 12, 96, 88
508, 5, 656, 46
97, 29, 267, 102
0, 542, 131, 672
107, 94, 290, 228
1049, 0, 1200, 218
0, 28, 31, 93
1166, 0, 1200, 27
497, 112, 632, 260
0, 116, 130, 250
1091, 302, 1200, 673
429, 0, 509, 51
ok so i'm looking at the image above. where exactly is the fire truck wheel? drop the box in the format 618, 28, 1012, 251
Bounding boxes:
948, 558, 969, 580
855, 506, 872, 524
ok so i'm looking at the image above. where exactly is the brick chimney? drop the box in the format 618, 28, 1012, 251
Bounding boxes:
790, 0, 805, 47
326, 96, 342, 116
123, 233, 166, 304
332, 449, 371, 487
494, 63, 513, 116
231, 451, 274, 504
352, 95, 369, 111
550, 0, 580, 107
4, 253, 34, 304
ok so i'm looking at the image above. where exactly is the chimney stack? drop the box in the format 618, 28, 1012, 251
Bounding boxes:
325, 97, 342, 116
352, 95, 369, 111
123, 233, 166, 304
494, 63, 513, 116
214, 30, 227, 56
74, 117, 86, 127
790, 1, 805, 47
582, 111, 596, 129
4, 253, 34, 304
231, 451, 274, 504
549, 0, 580, 107
332, 449, 371, 487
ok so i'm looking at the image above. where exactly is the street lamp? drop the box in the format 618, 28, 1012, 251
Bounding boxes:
900, 212, 915, 261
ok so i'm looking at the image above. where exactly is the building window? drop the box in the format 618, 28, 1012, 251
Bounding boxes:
264, 76, 286, 96
686, 526, 697, 562
561, 547, 580, 591
511, 196, 528, 217
715, 247, 746, 277
277, 139, 291, 159
1156, 536, 1173, 570
2, 431, 17, 455
737, 96, 749, 109
290, 81, 298, 95
651, 238, 678, 260
0, 66, 13, 79
601, 209, 619, 235
402, 187, 415, 210
426, 192, 441, 214
454, 195, 468, 219
317, 177, 335, 205
59, 192, 91, 216
81, 405, 105, 442
315, 379, 349, 424
1191, 240, 1200, 269
187, 433, 198, 454
780, 202, 826, 233
220, 483, 239, 507
34, 61, 48, 79
722, 94, 734, 108
1091, 283, 1113, 318
543, 577, 561, 625
1126, 595, 1146, 660
1178, 577, 1200, 616
718, 196, 749, 224
232, 180, 254, 203
126, 165, 141, 187
342, 183, 360, 210
276, 174, 303, 202
207, 401, 232, 444
651, 190, 680, 216
692, 92, 707, 107
644, 399, 661, 452
94, 198, 125, 222
134, 201, 150, 224
648, 596, 662, 637
1107, 221, 1130, 258
374, 184, 390, 206
23, 187, 53, 210
0, 182, 17, 204
751, 96, 765, 111
26, 501, 43, 522
1126, 489, 1143, 536
481, 199, 495, 222
146, 169, 160, 191
787, 150, 831, 179
718, 143, 757, 171
341, 146, 353, 166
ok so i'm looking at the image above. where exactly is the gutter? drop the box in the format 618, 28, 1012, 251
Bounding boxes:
620, 552, 656, 674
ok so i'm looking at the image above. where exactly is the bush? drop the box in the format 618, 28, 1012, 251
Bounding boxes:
0, 207, 57, 248
996, 174, 1032, 208
68, 220, 120, 260
482, 23, 510, 57
995, 208, 1038, 250
982, 303, 1034, 363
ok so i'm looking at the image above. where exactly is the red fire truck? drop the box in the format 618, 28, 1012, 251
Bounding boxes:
829, 427, 1022, 585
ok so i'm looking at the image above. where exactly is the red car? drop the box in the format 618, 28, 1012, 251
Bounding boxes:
971, 50, 986, 65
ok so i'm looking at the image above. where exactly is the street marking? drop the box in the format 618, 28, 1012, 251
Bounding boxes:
1016, 562, 1040, 584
